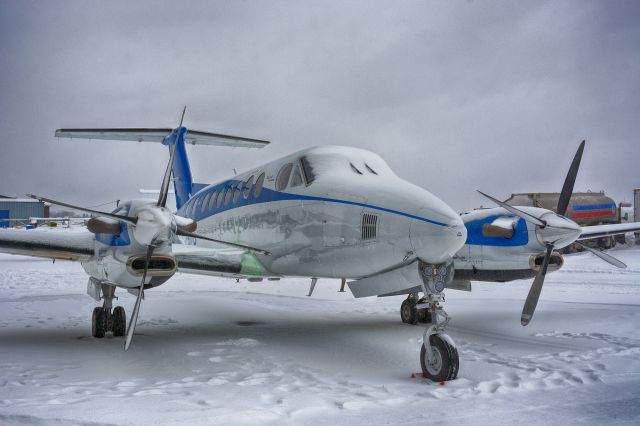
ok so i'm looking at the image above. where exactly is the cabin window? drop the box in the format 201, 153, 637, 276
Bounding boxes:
290, 164, 304, 187
201, 193, 210, 213
276, 163, 293, 191
224, 185, 232, 206
216, 189, 224, 208
350, 162, 363, 175
243, 176, 254, 199
300, 156, 315, 185
208, 191, 217, 210
233, 182, 242, 204
254, 172, 265, 198
365, 163, 378, 175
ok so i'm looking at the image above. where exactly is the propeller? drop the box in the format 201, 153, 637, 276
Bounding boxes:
573, 241, 626, 269
479, 141, 588, 325
176, 228, 271, 256
125, 244, 154, 351
480, 140, 628, 325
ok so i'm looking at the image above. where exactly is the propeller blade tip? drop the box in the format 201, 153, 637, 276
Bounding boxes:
520, 314, 532, 326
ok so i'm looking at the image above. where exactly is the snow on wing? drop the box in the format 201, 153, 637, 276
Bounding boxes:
0, 228, 94, 260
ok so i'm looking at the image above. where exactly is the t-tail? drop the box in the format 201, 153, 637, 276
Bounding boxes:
55, 119, 270, 210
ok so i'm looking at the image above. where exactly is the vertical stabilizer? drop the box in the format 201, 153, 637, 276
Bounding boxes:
161, 127, 193, 210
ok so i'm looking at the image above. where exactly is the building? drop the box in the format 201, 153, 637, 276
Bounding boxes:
0, 196, 47, 228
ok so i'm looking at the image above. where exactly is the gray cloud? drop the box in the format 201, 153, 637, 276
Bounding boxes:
1, 0, 638, 212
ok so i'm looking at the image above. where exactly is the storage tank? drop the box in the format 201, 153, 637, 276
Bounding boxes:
505, 191, 617, 226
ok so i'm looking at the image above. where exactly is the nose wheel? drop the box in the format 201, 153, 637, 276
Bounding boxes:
421, 333, 459, 381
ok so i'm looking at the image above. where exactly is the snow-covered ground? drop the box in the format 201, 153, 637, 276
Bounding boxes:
1, 245, 639, 425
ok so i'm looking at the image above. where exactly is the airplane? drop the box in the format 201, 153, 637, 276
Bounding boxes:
0, 110, 468, 382
0, 111, 638, 383
395, 141, 640, 329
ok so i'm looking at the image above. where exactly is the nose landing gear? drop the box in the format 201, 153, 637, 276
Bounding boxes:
90, 284, 127, 338
415, 261, 459, 382
418, 293, 459, 381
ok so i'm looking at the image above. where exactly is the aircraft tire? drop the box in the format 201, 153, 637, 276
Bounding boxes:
420, 334, 459, 382
92, 307, 106, 338
112, 306, 126, 337
400, 299, 418, 324
417, 309, 432, 323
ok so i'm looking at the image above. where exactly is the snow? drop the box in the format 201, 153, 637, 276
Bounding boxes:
1, 246, 639, 425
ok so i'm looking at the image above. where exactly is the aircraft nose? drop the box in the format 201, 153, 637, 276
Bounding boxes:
409, 204, 467, 264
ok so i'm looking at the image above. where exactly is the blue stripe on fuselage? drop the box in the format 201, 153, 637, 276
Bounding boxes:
464, 215, 528, 246
179, 182, 449, 227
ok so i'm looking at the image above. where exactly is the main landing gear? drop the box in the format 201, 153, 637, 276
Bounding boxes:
91, 284, 127, 338
411, 262, 460, 382
400, 293, 432, 325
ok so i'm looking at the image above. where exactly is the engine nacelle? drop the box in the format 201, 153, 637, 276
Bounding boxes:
529, 252, 564, 273
126, 255, 177, 277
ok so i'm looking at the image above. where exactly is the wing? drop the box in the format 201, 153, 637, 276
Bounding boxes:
0, 228, 94, 261
172, 244, 273, 278
55, 128, 270, 149
578, 222, 640, 240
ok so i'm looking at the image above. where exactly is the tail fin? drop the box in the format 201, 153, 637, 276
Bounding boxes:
54, 127, 270, 209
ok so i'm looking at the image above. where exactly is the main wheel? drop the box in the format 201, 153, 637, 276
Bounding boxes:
112, 306, 126, 337
400, 299, 418, 324
92, 307, 107, 338
420, 334, 459, 381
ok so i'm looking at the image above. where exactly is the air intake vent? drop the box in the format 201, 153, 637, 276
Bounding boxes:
361, 213, 378, 240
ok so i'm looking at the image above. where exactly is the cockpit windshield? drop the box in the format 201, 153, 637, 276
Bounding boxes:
300, 156, 315, 185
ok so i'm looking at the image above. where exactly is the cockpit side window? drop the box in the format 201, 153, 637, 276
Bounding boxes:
365, 163, 378, 175
300, 156, 315, 185
276, 163, 293, 191
290, 164, 304, 187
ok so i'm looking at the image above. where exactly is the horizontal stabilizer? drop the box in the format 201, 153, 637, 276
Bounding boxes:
55, 128, 269, 149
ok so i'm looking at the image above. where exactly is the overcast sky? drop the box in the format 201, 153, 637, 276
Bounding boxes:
0, 0, 638, 213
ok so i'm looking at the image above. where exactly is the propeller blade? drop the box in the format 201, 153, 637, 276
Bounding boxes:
176, 229, 271, 256
157, 106, 187, 208
521, 244, 553, 326
27, 194, 137, 225
574, 242, 626, 268
124, 245, 154, 351
477, 191, 547, 227
556, 140, 585, 217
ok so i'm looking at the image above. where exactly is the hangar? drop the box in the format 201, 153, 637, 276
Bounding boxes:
0, 196, 47, 227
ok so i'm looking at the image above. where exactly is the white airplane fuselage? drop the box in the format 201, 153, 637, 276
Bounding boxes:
175, 145, 466, 280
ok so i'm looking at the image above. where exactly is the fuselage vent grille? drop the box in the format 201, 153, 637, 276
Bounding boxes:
361, 213, 378, 240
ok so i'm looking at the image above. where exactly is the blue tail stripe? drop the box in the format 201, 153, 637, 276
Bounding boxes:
162, 127, 192, 210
